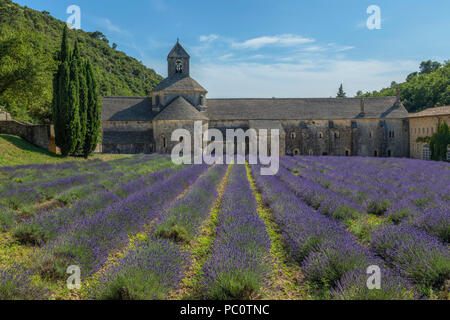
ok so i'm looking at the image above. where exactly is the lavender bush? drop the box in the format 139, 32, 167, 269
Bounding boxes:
0, 265, 48, 300
331, 267, 417, 300
201, 165, 271, 300
37, 164, 207, 278
91, 239, 187, 300
371, 224, 450, 295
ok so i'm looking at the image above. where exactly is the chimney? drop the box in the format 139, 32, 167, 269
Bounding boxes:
396, 87, 401, 104
360, 98, 365, 115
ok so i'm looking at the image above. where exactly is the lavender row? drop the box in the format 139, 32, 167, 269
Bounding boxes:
283, 157, 449, 243
200, 165, 271, 299
14, 166, 179, 245
1, 154, 162, 193
90, 165, 228, 300
1, 155, 167, 213
36, 164, 208, 278
277, 164, 364, 223
292, 156, 449, 210
250, 165, 416, 299
264, 163, 449, 296
0, 265, 49, 300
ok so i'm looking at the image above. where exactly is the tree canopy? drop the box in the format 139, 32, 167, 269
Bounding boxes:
336, 84, 346, 98
0, 0, 162, 124
359, 60, 450, 113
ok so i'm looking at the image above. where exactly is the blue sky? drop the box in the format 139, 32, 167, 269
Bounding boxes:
15, 0, 450, 98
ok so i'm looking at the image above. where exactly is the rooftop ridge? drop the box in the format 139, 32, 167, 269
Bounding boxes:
207, 96, 397, 101
103, 96, 150, 99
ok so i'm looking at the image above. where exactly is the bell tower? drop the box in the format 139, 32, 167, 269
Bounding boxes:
168, 39, 190, 77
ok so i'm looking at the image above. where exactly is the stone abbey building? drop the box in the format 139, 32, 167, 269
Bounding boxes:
101, 41, 412, 157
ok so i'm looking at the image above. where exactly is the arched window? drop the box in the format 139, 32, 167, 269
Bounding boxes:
176, 59, 183, 73
318, 132, 323, 139
334, 131, 340, 139
161, 135, 166, 148
290, 132, 296, 140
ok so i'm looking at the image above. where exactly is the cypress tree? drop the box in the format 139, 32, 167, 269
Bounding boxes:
73, 41, 88, 155
83, 61, 101, 158
52, 26, 70, 152
63, 48, 81, 156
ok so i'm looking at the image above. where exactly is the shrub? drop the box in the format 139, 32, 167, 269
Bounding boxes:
332, 268, 417, 300
371, 224, 450, 295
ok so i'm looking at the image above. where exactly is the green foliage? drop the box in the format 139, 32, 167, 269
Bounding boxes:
204, 270, 262, 300
367, 199, 392, 216
360, 60, 450, 113
430, 121, 450, 161
336, 84, 346, 98
53, 27, 101, 157
83, 61, 101, 158
347, 215, 385, 243
0, 0, 162, 124
0, 25, 53, 123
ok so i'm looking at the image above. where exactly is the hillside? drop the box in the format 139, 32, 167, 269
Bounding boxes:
0, 0, 163, 124
0, 134, 125, 166
358, 60, 450, 113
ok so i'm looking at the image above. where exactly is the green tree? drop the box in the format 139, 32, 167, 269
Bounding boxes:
52, 26, 70, 153
0, 1, 163, 124
0, 27, 52, 122
420, 60, 441, 74
53, 26, 81, 156
360, 60, 450, 113
83, 60, 101, 158
337, 84, 346, 98
73, 41, 88, 155
430, 121, 450, 161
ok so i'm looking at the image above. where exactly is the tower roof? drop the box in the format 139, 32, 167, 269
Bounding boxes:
168, 40, 190, 59
152, 74, 207, 93
153, 96, 208, 121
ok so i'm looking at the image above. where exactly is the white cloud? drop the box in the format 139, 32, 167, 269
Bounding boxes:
232, 34, 315, 50
191, 59, 417, 98
199, 34, 219, 42
100, 18, 132, 37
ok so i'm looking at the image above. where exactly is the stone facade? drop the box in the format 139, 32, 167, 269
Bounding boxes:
408, 106, 450, 159
99, 41, 449, 159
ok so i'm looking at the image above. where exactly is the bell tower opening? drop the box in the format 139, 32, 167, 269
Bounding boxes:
168, 39, 190, 77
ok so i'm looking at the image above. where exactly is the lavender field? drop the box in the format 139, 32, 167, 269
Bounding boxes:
0, 155, 448, 300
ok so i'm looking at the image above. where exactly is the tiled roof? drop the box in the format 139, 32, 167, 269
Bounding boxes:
408, 106, 450, 118
102, 96, 409, 123
101, 97, 153, 121
152, 74, 207, 92
205, 97, 407, 120
153, 96, 208, 121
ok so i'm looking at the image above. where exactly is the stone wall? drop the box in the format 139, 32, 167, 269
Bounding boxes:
409, 115, 450, 159
0, 119, 54, 151
153, 120, 208, 154
281, 119, 409, 158
102, 121, 153, 154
